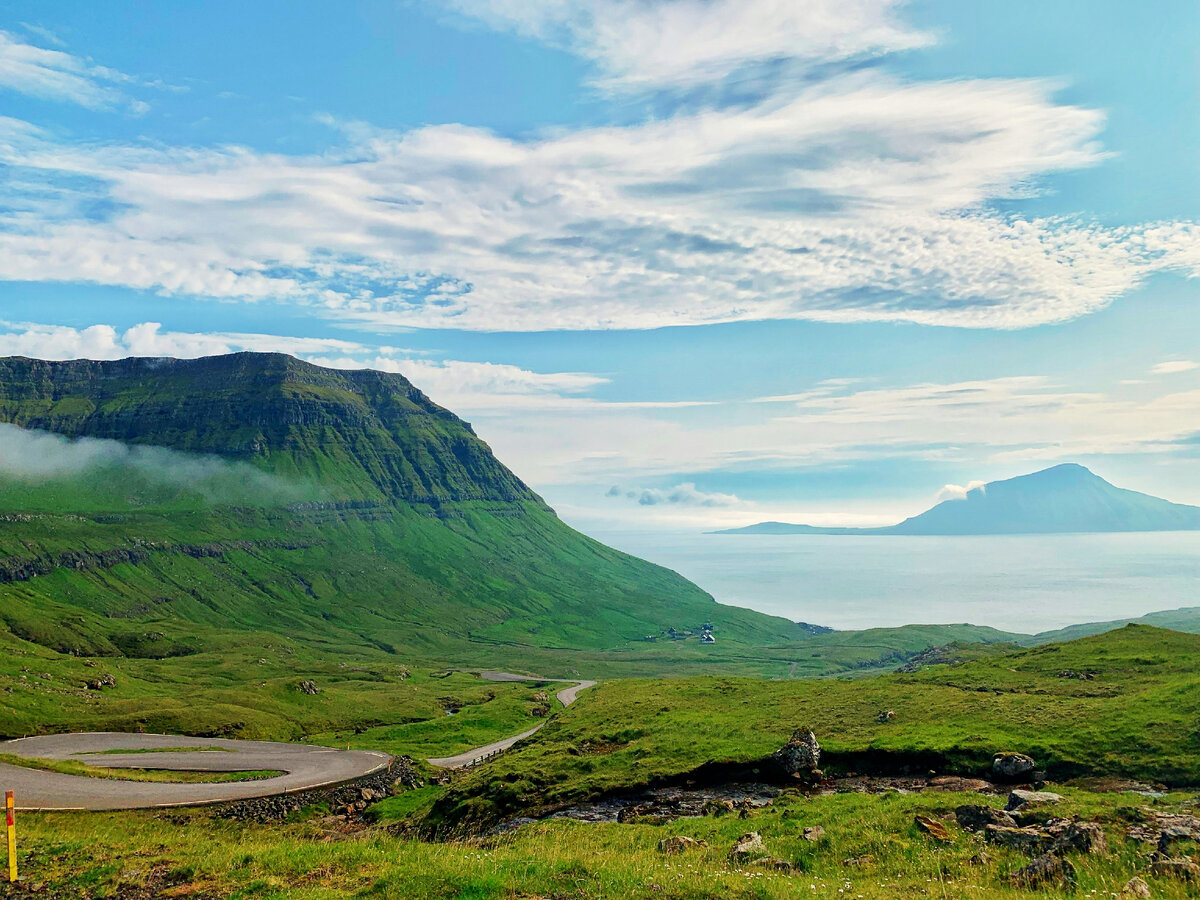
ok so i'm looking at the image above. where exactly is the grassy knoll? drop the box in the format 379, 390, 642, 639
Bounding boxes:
0, 754, 282, 784
424, 626, 1200, 830
6, 788, 1198, 898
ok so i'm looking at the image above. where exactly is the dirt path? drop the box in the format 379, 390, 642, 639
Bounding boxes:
426, 676, 596, 769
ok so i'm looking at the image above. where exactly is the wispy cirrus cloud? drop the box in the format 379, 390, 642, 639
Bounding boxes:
1152, 360, 1199, 375
439, 0, 931, 92
0, 30, 149, 113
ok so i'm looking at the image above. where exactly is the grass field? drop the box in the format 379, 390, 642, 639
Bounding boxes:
0, 754, 282, 784
422, 626, 1200, 831
6, 787, 1197, 899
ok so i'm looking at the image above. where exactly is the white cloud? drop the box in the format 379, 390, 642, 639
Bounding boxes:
0, 30, 146, 113
1152, 360, 1198, 375
935, 480, 987, 502
440, 0, 931, 92
606, 482, 743, 507
2, 75, 1190, 333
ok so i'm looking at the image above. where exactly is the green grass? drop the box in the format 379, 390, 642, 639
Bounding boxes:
7, 787, 1198, 898
424, 626, 1200, 830
0, 754, 283, 784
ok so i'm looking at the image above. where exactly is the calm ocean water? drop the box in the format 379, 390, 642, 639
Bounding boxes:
586, 529, 1200, 634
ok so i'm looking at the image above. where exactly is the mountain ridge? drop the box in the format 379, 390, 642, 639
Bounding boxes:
714, 463, 1200, 535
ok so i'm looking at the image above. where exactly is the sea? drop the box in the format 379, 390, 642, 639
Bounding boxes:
585, 529, 1200, 635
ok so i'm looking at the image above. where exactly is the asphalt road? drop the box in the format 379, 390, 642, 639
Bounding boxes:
0, 733, 391, 811
426, 676, 596, 769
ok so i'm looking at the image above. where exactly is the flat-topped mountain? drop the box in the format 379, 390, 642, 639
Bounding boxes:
0, 353, 803, 679
716, 464, 1200, 536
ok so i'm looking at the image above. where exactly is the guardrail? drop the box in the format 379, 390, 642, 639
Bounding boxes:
462, 747, 505, 769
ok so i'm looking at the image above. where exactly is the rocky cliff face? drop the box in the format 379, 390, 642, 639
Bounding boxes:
0, 353, 539, 506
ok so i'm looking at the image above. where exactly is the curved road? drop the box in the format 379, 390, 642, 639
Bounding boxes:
426, 676, 596, 769
0, 733, 390, 811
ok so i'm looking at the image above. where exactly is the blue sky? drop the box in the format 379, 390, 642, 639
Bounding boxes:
0, 0, 1197, 532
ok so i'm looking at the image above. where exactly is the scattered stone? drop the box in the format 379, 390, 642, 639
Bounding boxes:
658, 835, 706, 854
1005, 789, 1063, 811
1057, 669, 1096, 680
729, 832, 767, 863
751, 856, 794, 872
530, 702, 552, 717
993, 752, 1036, 781
985, 825, 1056, 854
702, 799, 736, 816
956, 805, 1017, 832
773, 728, 821, 778
876, 710, 895, 724
929, 776, 994, 793
1150, 857, 1200, 881
297, 680, 320, 695
84, 673, 117, 690
532, 691, 548, 702
802, 826, 825, 842
1120, 875, 1152, 898
914, 814, 955, 844
1009, 853, 1074, 888
842, 855, 873, 868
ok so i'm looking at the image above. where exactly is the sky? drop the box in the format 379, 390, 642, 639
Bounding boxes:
0, 0, 1197, 534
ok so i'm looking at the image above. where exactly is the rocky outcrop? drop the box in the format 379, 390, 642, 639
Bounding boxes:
297, 680, 320, 695
729, 832, 767, 862
658, 836, 706, 854
1005, 789, 1063, 811
1009, 853, 1074, 888
955, 805, 1016, 832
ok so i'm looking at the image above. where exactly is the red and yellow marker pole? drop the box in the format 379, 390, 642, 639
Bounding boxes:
5, 790, 15, 882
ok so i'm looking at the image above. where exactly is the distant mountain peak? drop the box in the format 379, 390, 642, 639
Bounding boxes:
714, 464, 1200, 536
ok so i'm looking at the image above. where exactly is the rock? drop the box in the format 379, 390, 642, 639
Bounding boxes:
992, 752, 1036, 780
751, 856, 794, 872
773, 728, 820, 777
1005, 789, 1063, 811
929, 776, 993, 793
530, 703, 551, 717
1057, 669, 1095, 680
1048, 820, 1107, 854
984, 825, 1055, 854
729, 832, 767, 862
956, 805, 1017, 832
842, 855, 873, 868
802, 826, 825, 842
876, 710, 895, 724
1009, 853, 1074, 888
297, 680, 320, 695
1150, 858, 1200, 881
84, 673, 117, 691
914, 814, 955, 844
702, 799, 736, 816
532, 691, 548, 702
658, 835, 706, 854
1120, 876, 1152, 898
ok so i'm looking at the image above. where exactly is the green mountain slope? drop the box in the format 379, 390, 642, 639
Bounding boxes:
715, 463, 1200, 535
0, 353, 817, 679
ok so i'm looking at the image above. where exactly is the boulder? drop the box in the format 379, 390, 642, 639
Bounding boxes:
802, 826, 825, 842
1009, 853, 1074, 888
773, 728, 820, 777
914, 815, 955, 844
1005, 789, 1063, 811
984, 825, 1055, 854
658, 835, 706, 854
1119, 876, 1151, 898
297, 680, 320, 695
729, 832, 767, 862
1048, 820, 1107, 855
955, 805, 1017, 832
992, 752, 1036, 781
876, 710, 895, 724
702, 799, 736, 816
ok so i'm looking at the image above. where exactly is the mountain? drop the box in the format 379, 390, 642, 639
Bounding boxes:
0, 353, 804, 679
715, 464, 1200, 535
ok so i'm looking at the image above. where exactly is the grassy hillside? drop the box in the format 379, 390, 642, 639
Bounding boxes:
424, 626, 1200, 830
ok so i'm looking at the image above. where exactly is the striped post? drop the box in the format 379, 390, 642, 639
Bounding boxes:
5, 790, 14, 882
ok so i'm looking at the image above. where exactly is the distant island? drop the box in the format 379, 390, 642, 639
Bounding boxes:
713, 464, 1200, 535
